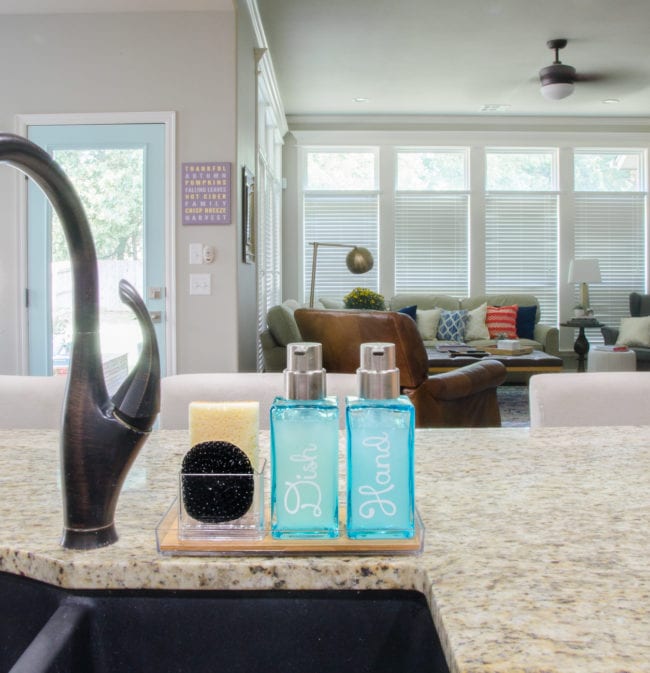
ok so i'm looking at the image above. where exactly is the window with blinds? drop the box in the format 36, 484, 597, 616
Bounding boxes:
258, 152, 282, 315
574, 150, 646, 332
255, 87, 284, 369
298, 144, 648, 330
395, 150, 469, 294
303, 151, 379, 303
485, 150, 558, 323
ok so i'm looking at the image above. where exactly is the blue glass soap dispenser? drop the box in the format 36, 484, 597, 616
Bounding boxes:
270, 342, 339, 539
346, 342, 415, 539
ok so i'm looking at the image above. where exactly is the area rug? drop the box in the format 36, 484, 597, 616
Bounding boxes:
497, 384, 530, 427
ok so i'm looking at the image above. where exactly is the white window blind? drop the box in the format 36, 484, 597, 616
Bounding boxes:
574, 193, 646, 328
303, 192, 379, 302
485, 193, 558, 323
394, 192, 468, 294
255, 85, 284, 369
258, 153, 282, 316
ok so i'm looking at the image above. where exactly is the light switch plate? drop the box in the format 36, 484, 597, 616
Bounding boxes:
189, 273, 211, 295
189, 243, 203, 265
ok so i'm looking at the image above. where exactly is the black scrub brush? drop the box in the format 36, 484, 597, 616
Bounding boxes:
181, 440, 254, 523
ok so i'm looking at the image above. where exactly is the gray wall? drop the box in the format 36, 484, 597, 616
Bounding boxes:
0, 10, 254, 375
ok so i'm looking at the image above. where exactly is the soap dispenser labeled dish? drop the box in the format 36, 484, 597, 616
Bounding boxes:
270, 342, 339, 539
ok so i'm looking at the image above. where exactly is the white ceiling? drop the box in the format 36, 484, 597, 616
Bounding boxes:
4, 0, 648, 118
0, 0, 232, 13
256, 0, 650, 118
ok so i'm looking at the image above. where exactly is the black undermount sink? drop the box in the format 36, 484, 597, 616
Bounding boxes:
0, 572, 450, 673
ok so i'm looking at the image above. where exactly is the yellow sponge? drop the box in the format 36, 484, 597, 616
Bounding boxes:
189, 401, 259, 468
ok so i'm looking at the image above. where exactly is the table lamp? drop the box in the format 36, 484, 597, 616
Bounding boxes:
568, 258, 601, 311
308, 242, 374, 308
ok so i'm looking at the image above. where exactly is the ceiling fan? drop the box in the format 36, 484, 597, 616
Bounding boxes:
539, 39, 636, 100
539, 39, 578, 100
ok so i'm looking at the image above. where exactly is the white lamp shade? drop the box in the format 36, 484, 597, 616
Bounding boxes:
568, 258, 602, 284
540, 81, 574, 100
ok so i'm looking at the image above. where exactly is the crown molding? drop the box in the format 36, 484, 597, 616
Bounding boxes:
287, 114, 650, 135
243, 0, 287, 136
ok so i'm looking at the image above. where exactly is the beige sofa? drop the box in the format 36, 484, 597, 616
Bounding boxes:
389, 293, 559, 355
261, 293, 559, 372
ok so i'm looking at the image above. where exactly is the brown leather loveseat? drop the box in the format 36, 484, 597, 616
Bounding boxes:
294, 308, 507, 428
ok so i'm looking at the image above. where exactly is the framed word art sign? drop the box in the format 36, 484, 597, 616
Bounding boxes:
182, 162, 231, 225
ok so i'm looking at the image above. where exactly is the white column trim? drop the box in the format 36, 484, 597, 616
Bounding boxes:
245, 0, 288, 137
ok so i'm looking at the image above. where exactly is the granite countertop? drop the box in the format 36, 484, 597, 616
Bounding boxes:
1, 426, 649, 673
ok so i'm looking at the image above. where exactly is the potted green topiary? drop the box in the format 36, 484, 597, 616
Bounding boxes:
343, 287, 386, 311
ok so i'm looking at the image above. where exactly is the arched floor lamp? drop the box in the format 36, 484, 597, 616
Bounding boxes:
308, 242, 374, 308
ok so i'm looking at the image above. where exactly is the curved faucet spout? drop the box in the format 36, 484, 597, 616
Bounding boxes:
0, 133, 161, 550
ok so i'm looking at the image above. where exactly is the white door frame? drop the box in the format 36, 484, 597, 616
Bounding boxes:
15, 111, 177, 375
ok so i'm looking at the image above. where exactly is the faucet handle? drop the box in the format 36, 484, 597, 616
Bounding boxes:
111, 279, 161, 432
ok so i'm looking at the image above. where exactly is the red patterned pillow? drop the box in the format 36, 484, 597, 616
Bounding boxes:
486, 305, 518, 339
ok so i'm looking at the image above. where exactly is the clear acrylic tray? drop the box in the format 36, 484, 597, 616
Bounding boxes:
156, 459, 424, 556
178, 463, 265, 540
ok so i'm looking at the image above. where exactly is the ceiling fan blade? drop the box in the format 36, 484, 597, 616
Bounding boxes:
574, 68, 648, 93
574, 72, 608, 83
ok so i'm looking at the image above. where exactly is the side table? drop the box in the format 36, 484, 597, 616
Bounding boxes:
560, 318, 605, 372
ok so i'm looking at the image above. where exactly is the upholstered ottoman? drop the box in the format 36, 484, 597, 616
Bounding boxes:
587, 348, 636, 372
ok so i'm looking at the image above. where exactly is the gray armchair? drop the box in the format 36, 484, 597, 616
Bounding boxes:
601, 292, 650, 370
260, 300, 302, 372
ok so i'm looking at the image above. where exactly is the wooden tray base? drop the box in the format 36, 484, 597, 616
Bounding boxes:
156, 500, 424, 556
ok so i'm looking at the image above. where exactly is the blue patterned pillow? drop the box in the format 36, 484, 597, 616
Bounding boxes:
437, 309, 469, 341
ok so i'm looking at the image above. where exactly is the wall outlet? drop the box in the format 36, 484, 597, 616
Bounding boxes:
202, 244, 216, 264
189, 273, 211, 295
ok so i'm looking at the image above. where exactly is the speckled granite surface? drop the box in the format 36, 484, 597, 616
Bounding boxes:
1, 426, 649, 672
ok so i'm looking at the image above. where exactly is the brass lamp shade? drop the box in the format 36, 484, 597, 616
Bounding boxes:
346, 246, 374, 274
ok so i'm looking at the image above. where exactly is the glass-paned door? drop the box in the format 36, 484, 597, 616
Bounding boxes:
27, 124, 166, 385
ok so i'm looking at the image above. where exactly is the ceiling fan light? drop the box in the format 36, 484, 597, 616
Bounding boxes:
540, 81, 574, 100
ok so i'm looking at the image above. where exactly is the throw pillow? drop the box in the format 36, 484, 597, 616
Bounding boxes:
319, 297, 344, 309
465, 302, 490, 341
416, 308, 442, 341
486, 305, 518, 339
616, 316, 650, 347
397, 304, 417, 321
437, 309, 469, 342
516, 305, 537, 340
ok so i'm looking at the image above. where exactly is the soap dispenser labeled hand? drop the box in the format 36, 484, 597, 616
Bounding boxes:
270, 342, 339, 539
346, 342, 415, 539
